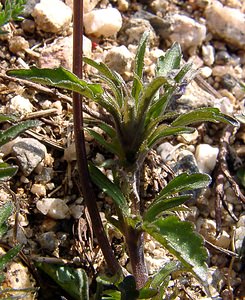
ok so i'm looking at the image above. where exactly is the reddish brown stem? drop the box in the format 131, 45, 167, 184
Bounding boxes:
72, 0, 120, 275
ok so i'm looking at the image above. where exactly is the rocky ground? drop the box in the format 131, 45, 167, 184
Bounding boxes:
0, 0, 245, 299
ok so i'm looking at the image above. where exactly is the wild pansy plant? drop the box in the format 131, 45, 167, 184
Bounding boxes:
7, 33, 238, 297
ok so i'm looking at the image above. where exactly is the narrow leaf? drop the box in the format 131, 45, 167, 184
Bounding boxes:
144, 195, 191, 223
174, 63, 193, 83
0, 163, 18, 181
36, 263, 89, 300
88, 163, 129, 215
7, 67, 103, 100
0, 120, 41, 147
171, 107, 239, 127
132, 31, 149, 101
156, 173, 211, 199
156, 43, 181, 77
137, 76, 169, 121
0, 202, 13, 228
85, 128, 123, 158
147, 125, 194, 149
144, 216, 208, 282
0, 114, 18, 123
0, 244, 22, 271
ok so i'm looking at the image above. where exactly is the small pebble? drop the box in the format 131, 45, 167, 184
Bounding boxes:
202, 44, 215, 66
84, 8, 122, 37
7, 95, 33, 115
38, 231, 58, 252
195, 144, 219, 174
31, 183, 47, 197
32, 0, 72, 33
36, 198, 70, 219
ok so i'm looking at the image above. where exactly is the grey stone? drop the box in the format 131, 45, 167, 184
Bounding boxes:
12, 138, 46, 176
38, 232, 58, 252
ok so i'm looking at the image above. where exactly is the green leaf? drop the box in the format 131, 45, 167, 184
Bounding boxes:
156, 43, 181, 77
171, 107, 239, 127
144, 195, 191, 223
36, 263, 89, 300
0, 244, 22, 271
0, 162, 18, 181
88, 163, 129, 215
7, 67, 103, 100
137, 76, 170, 121
132, 31, 149, 102
144, 216, 208, 282
0, 120, 42, 147
0, 202, 13, 238
146, 125, 194, 149
174, 63, 193, 83
102, 290, 121, 300
0, 114, 18, 123
85, 128, 123, 159
138, 287, 158, 299
236, 167, 245, 188
156, 173, 211, 199
0, 0, 26, 29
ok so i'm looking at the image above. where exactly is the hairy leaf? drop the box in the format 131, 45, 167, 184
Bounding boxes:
0, 202, 13, 238
146, 125, 194, 149
144, 216, 208, 282
88, 163, 129, 215
171, 107, 239, 127
0, 244, 22, 271
0, 162, 18, 181
132, 31, 149, 102
7, 67, 103, 100
156, 173, 211, 199
137, 76, 170, 121
156, 43, 181, 77
85, 128, 123, 159
0, 120, 41, 147
36, 263, 89, 300
144, 195, 191, 223
0, 114, 18, 123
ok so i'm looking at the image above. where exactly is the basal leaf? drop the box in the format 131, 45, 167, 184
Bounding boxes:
144, 216, 208, 282
0, 202, 13, 234
144, 195, 191, 223
0, 114, 18, 123
0, 244, 22, 271
0, 163, 18, 181
156, 173, 211, 199
102, 290, 121, 300
174, 63, 193, 83
119, 275, 139, 300
171, 107, 239, 127
85, 128, 123, 159
88, 163, 129, 215
7, 67, 103, 100
0, 120, 41, 147
132, 31, 149, 102
146, 125, 194, 149
36, 263, 89, 300
137, 76, 169, 122
156, 43, 181, 77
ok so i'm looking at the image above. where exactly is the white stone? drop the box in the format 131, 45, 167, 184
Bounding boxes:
195, 144, 219, 174
69, 204, 83, 219
202, 44, 215, 66
167, 14, 206, 52
104, 45, 132, 76
205, 1, 245, 49
199, 66, 212, 78
213, 97, 233, 115
36, 198, 70, 219
7, 95, 33, 115
84, 8, 122, 37
31, 183, 47, 197
32, 0, 72, 33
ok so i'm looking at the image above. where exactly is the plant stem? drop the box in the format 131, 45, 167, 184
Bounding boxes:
125, 227, 148, 289
72, 0, 120, 275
